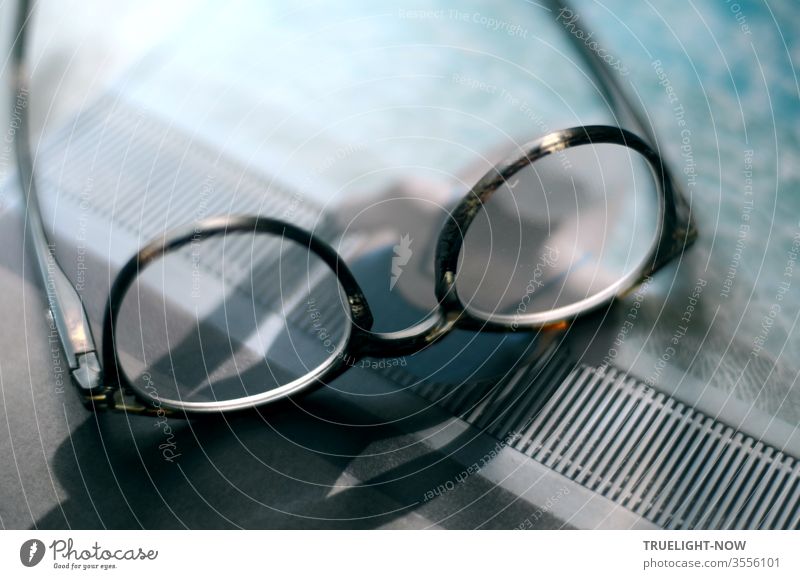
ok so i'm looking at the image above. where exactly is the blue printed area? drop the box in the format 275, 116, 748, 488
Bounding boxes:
579, 0, 800, 422
122, 1, 800, 422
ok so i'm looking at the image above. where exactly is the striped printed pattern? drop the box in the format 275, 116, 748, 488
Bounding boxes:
407, 348, 800, 529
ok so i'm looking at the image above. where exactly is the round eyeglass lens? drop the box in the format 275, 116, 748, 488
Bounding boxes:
455, 141, 660, 325
113, 228, 352, 411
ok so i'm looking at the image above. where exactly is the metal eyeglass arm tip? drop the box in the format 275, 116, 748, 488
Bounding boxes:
10, 0, 103, 395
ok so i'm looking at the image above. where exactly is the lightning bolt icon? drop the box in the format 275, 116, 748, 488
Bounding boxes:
390, 233, 413, 290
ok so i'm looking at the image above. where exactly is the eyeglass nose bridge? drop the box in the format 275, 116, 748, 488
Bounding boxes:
349, 305, 459, 359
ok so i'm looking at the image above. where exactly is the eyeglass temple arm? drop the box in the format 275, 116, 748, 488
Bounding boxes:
549, 0, 697, 263
548, 0, 655, 144
10, 0, 102, 393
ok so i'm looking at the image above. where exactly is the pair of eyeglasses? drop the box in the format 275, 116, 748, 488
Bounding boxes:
11, 0, 696, 416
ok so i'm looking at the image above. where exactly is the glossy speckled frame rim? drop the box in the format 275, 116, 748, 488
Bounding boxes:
434, 124, 695, 331
99, 123, 695, 414
101, 216, 374, 413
